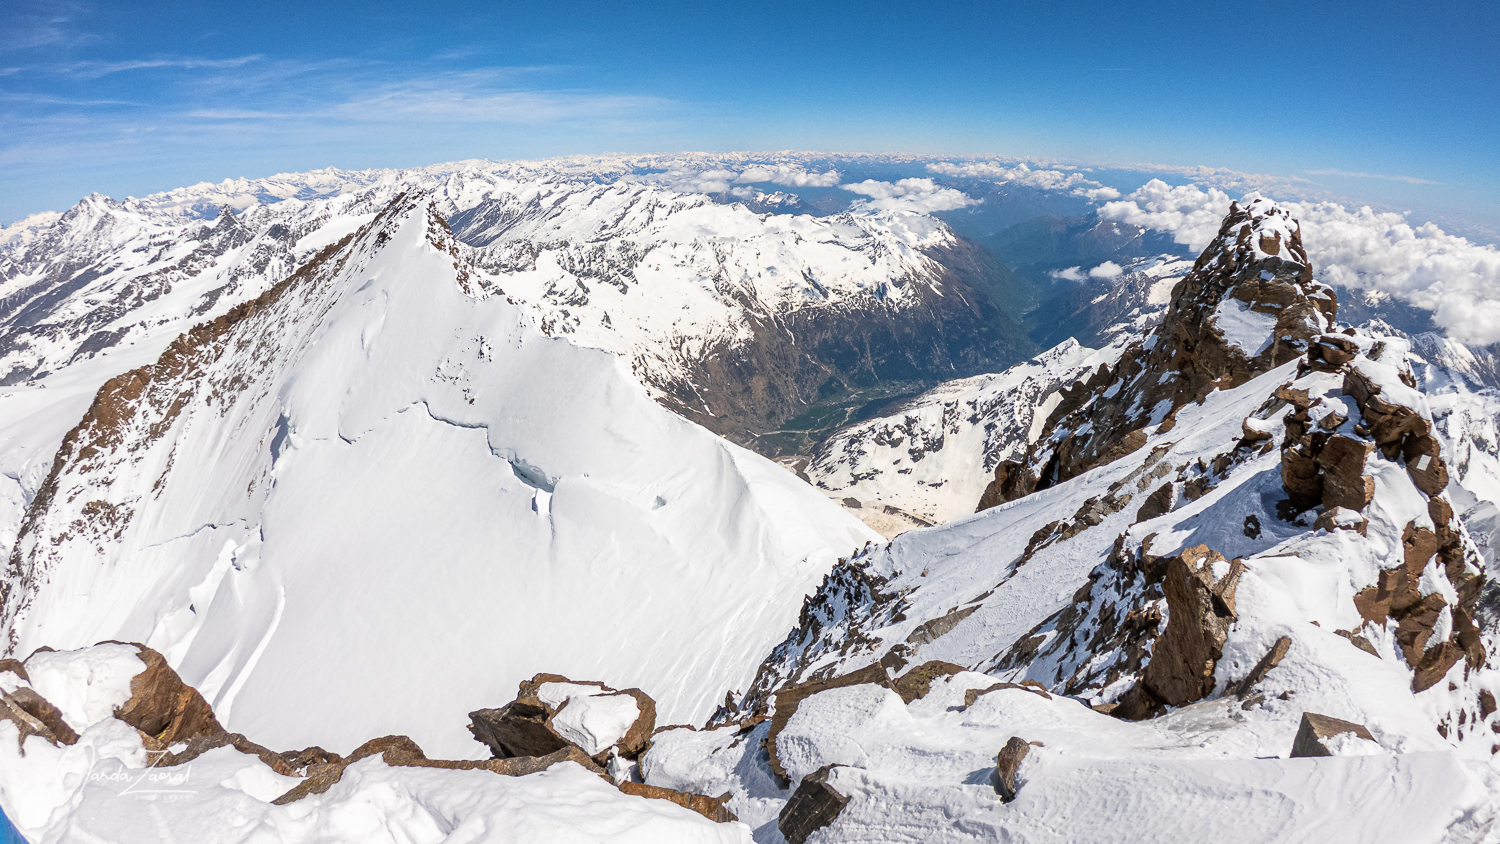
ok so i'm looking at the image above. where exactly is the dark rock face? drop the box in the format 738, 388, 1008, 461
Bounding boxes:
719, 557, 902, 728
1116, 545, 1243, 719
468, 672, 657, 765
965, 682, 1051, 708
1316, 435, 1375, 512
993, 737, 1031, 802
981, 199, 1335, 510
779, 764, 850, 844
1289, 712, 1376, 757
1233, 636, 1292, 698
110, 642, 224, 748
267, 735, 604, 805
765, 663, 891, 786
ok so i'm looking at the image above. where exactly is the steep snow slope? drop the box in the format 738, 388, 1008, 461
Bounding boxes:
1, 195, 876, 757
803, 339, 1116, 525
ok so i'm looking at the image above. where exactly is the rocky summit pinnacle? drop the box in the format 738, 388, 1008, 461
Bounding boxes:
980, 198, 1338, 509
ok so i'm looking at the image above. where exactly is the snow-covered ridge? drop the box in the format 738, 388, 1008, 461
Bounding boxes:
0, 157, 1035, 594
1, 193, 877, 755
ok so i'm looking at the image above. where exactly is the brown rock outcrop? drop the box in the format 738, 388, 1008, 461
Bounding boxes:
1, 685, 78, 749
269, 736, 604, 805
1116, 545, 1242, 719
779, 764, 850, 844
964, 682, 1052, 708
892, 660, 966, 703
993, 737, 1031, 802
468, 673, 656, 765
108, 642, 224, 748
1232, 636, 1291, 698
1280, 443, 1324, 511
1307, 334, 1358, 368
1135, 483, 1175, 523
1289, 712, 1376, 757
619, 781, 737, 823
766, 664, 890, 785
1402, 435, 1449, 496
977, 199, 1333, 510
1413, 641, 1464, 692
1312, 507, 1367, 535
1316, 435, 1374, 512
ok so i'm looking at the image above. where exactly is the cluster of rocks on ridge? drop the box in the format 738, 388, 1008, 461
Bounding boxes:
0, 642, 735, 824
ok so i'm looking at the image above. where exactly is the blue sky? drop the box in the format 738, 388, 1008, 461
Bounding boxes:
2, 0, 1497, 231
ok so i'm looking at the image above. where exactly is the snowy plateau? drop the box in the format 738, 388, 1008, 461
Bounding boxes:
0, 153, 1499, 843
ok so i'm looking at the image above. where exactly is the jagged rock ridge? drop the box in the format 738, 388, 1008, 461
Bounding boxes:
980, 198, 1337, 507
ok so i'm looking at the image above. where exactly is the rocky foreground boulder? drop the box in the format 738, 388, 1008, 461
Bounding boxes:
1289, 712, 1378, 757
778, 764, 850, 844
468, 672, 658, 765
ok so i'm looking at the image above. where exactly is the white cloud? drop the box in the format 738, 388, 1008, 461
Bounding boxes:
1099, 179, 1500, 345
59, 55, 263, 78
840, 177, 979, 213
927, 161, 1118, 200
1098, 179, 1235, 252
1089, 261, 1124, 279
735, 165, 840, 187
623, 167, 738, 194
1049, 266, 1087, 281
621, 164, 840, 197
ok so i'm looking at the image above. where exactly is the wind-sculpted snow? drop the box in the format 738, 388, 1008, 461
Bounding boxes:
1, 195, 877, 757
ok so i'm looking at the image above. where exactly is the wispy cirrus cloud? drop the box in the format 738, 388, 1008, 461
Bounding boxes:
0, 0, 100, 52
52, 54, 264, 79
0, 91, 140, 106
1305, 168, 1439, 186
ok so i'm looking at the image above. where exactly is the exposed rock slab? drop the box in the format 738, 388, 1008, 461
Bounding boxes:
1289, 712, 1376, 757
779, 763, 850, 844
468, 672, 656, 765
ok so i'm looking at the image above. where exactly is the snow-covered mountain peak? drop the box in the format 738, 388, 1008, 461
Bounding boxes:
1, 189, 879, 755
